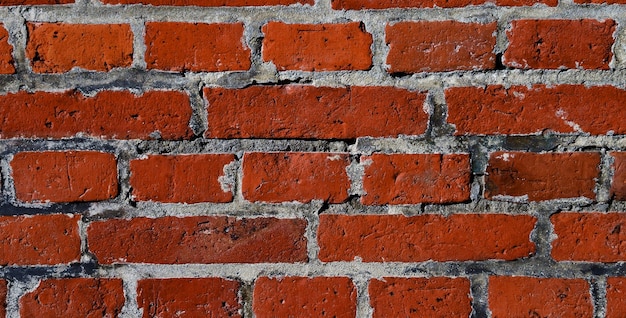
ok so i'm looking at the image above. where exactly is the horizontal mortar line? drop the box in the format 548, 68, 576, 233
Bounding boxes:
3, 5, 626, 23
0, 136, 626, 155
6, 199, 623, 219
4, 69, 626, 92
2, 260, 626, 280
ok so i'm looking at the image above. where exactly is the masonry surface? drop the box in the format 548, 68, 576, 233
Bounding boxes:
0, 0, 625, 316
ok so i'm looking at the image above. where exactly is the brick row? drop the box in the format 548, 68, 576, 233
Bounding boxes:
11, 275, 626, 317
7, 151, 626, 204
0, 20, 617, 74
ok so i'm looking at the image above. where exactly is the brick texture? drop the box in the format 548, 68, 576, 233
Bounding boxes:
253, 277, 356, 318
145, 22, 250, 72
485, 152, 600, 201
386, 21, 497, 73
20, 278, 124, 318
332, 0, 556, 8
205, 85, 428, 139
0, 0, 72, 4
0, 25, 14, 74
0, 214, 80, 265
88, 216, 307, 264
137, 278, 241, 317
12, 151, 118, 203
130, 154, 234, 203
369, 277, 471, 318
503, 19, 616, 69
489, 277, 593, 318
242, 152, 350, 203
362, 154, 471, 205
26, 23, 132, 73
612, 152, 626, 200
0, 90, 193, 139
607, 277, 626, 318
447, 85, 626, 135
551, 212, 626, 262
318, 214, 536, 262
0, 280, 6, 318
262, 22, 372, 71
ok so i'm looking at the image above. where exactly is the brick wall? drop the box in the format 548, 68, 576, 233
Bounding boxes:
0, 0, 625, 316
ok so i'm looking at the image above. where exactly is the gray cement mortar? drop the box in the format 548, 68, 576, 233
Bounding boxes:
0, 0, 625, 317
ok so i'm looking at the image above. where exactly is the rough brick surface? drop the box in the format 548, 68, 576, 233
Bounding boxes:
137, 278, 241, 318
369, 277, 471, 318
503, 19, 616, 70
253, 277, 356, 318
0, 214, 80, 265
242, 152, 350, 203
386, 21, 497, 73
551, 212, 626, 262
489, 277, 593, 318
446, 85, 626, 135
0, 280, 6, 318
130, 154, 234, 203
0, 90, 193, 139
332, 0, 555, 8
0, 25, 14, 74
145, 22, 250, 72
20, 278, 124, 318
318, 214, 536, 262
607, 278, 626, 318
88, 216, 307, 264
362, 154, 471, 205
0, 0, 72, 4
612, 152, 626, 200
102, 0, 311, 5
205, 85, 428, 139
26, 23, 132, 73
262, 22, 372, 71
12, 151, 118, 203
485, 152, 600, 201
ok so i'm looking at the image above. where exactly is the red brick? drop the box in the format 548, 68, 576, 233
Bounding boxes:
503, 19, 615, 70
12, 151, 118, 203
551, 212, 626, 262
318, 214, 536, 262
262, 22, 372, 71
20, 278, 124, 318
242, 152, 350, 203
137, 278, 241, 318
607, 277, 626, 318
103, 0, 311, 5
26, 23, 132, 73
0, 280, 6, 318
362, 154, 471, 205
253, 277, 356, 318
0, 25, 14, 74
205, 86, 428, 139
333, 0, 555, 9
88, 216, 307, 264
485, 152, 600, 201
369, 277, 471, 318
0, 0, 72, 4
130, 154, 234, 203
145, 22, 250, 72
0, 214, 80, 265
386, 21, 497, 73
447, 85, 626, 135
489, 277, 593, 318
612, 152, 626, 200
0, 90, 193, 139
